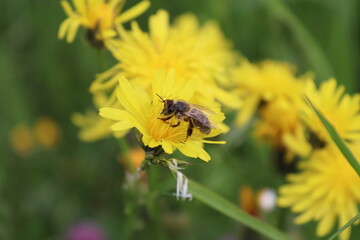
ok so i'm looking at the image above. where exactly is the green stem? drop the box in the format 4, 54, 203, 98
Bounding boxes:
123, 175, 139, 239
305, 97, 360, 177
328, 213, 360, 240
188, 179, 292, 240
146, 166, 166, 240
118, 138, 138, 239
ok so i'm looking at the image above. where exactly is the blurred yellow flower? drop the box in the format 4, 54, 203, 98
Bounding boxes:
119, 147, 145, 172
233, 60, 310, 158
255, 98, 311, 159
72, 88, 128, 141
72, 111, 114, 141
9, 124, 34, 156
58, 0, 150, 46
100, 70, 226, 161
278, 143, 360, 240
91, 9, 240, 108
239, 186, 259, 217
303, 78, 360, 144
233, 60, 307, 126
34, 116, 61, 149
72, 109, 127, 141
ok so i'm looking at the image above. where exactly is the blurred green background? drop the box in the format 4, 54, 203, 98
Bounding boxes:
0, 0, 359, 239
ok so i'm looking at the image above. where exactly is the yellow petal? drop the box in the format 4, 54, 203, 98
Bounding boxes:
213, 87, 242, 109
111, 121, 134, 131
161, 140, 174, 154
117, 77, 150, 125
201, 140, 226, 144
60, 1, 74, 16
58, 18, 72, 39
236, 95, 259, 126
148, 138, 161, 148
141, 134, 152, 146
109, 0, 123, 10
66, 20, 80, 43
101, 29, 117, 38
295, 206, 320, 224
198, 148, 211, 161
149, 10, 169, 49
91, 65, 122, 93
73, 0, 86, 14
115, 1, 150, 24
99, 107, 130, 121
316, 213, 335, 237
178, 141, 211, 161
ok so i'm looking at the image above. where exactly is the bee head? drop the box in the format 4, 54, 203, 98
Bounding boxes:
156, 93, 176, 115
162, 99, 175, 115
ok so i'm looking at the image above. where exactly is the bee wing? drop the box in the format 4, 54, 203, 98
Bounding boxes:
183, 109, 218, 129
189, 104, 217, 116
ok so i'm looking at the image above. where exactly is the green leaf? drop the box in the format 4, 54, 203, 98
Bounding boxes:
305, 97, 360, 177
264, 0, 334, 81
328, 212, 360, 240
188, 179, 292, 240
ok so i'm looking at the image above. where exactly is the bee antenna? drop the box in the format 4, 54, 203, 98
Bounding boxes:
156, 93, 165, 102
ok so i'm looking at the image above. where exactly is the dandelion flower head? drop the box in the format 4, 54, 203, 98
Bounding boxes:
91, 9, 240, 109
9, 124, 34, 156
254, 97, 311, 158
72, 92, 127, 141
278, 143, 360, 240
302, 78, 360, 144
58, 0, 150, 45
34, 116, 61, 149
99, 70, 226, 161
233, 60, 306, 126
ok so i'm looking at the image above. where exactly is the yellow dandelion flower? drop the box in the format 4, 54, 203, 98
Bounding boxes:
233, 60, 311, 158
58, 0, 150, 46
233, 60, 307, 126
71, 87, 129, 141
9, 124, 34, 156
303, 78, 360, 143
99, 70, 226, 162
34, 116, 61, 149
91, 9, 240, 108
72, 109, 127, 141
254, 98, 311, 159
278, 143, 360, 240
72, 111, 115, 141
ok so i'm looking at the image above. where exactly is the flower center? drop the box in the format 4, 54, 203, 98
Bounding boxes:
146, 102, 189, 142
86, 4, 115, 31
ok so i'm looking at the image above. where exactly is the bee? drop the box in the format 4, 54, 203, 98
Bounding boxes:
156, 94, 216, 141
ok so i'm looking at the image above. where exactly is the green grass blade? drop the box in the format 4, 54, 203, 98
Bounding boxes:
328, 212, 360, 240
264, 0, 334, 80
188, 179, 292, 240
305, 97, 360, 177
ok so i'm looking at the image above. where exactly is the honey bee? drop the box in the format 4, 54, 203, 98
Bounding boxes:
156, 94, 216, 141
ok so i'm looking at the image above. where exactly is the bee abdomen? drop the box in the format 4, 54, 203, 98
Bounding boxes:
193, 118, 211, 134
199, 126, 211, 134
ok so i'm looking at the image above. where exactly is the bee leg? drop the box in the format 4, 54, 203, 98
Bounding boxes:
185, 120, 194, 141
158, 114, 175, 122
170, 121, 180, 128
